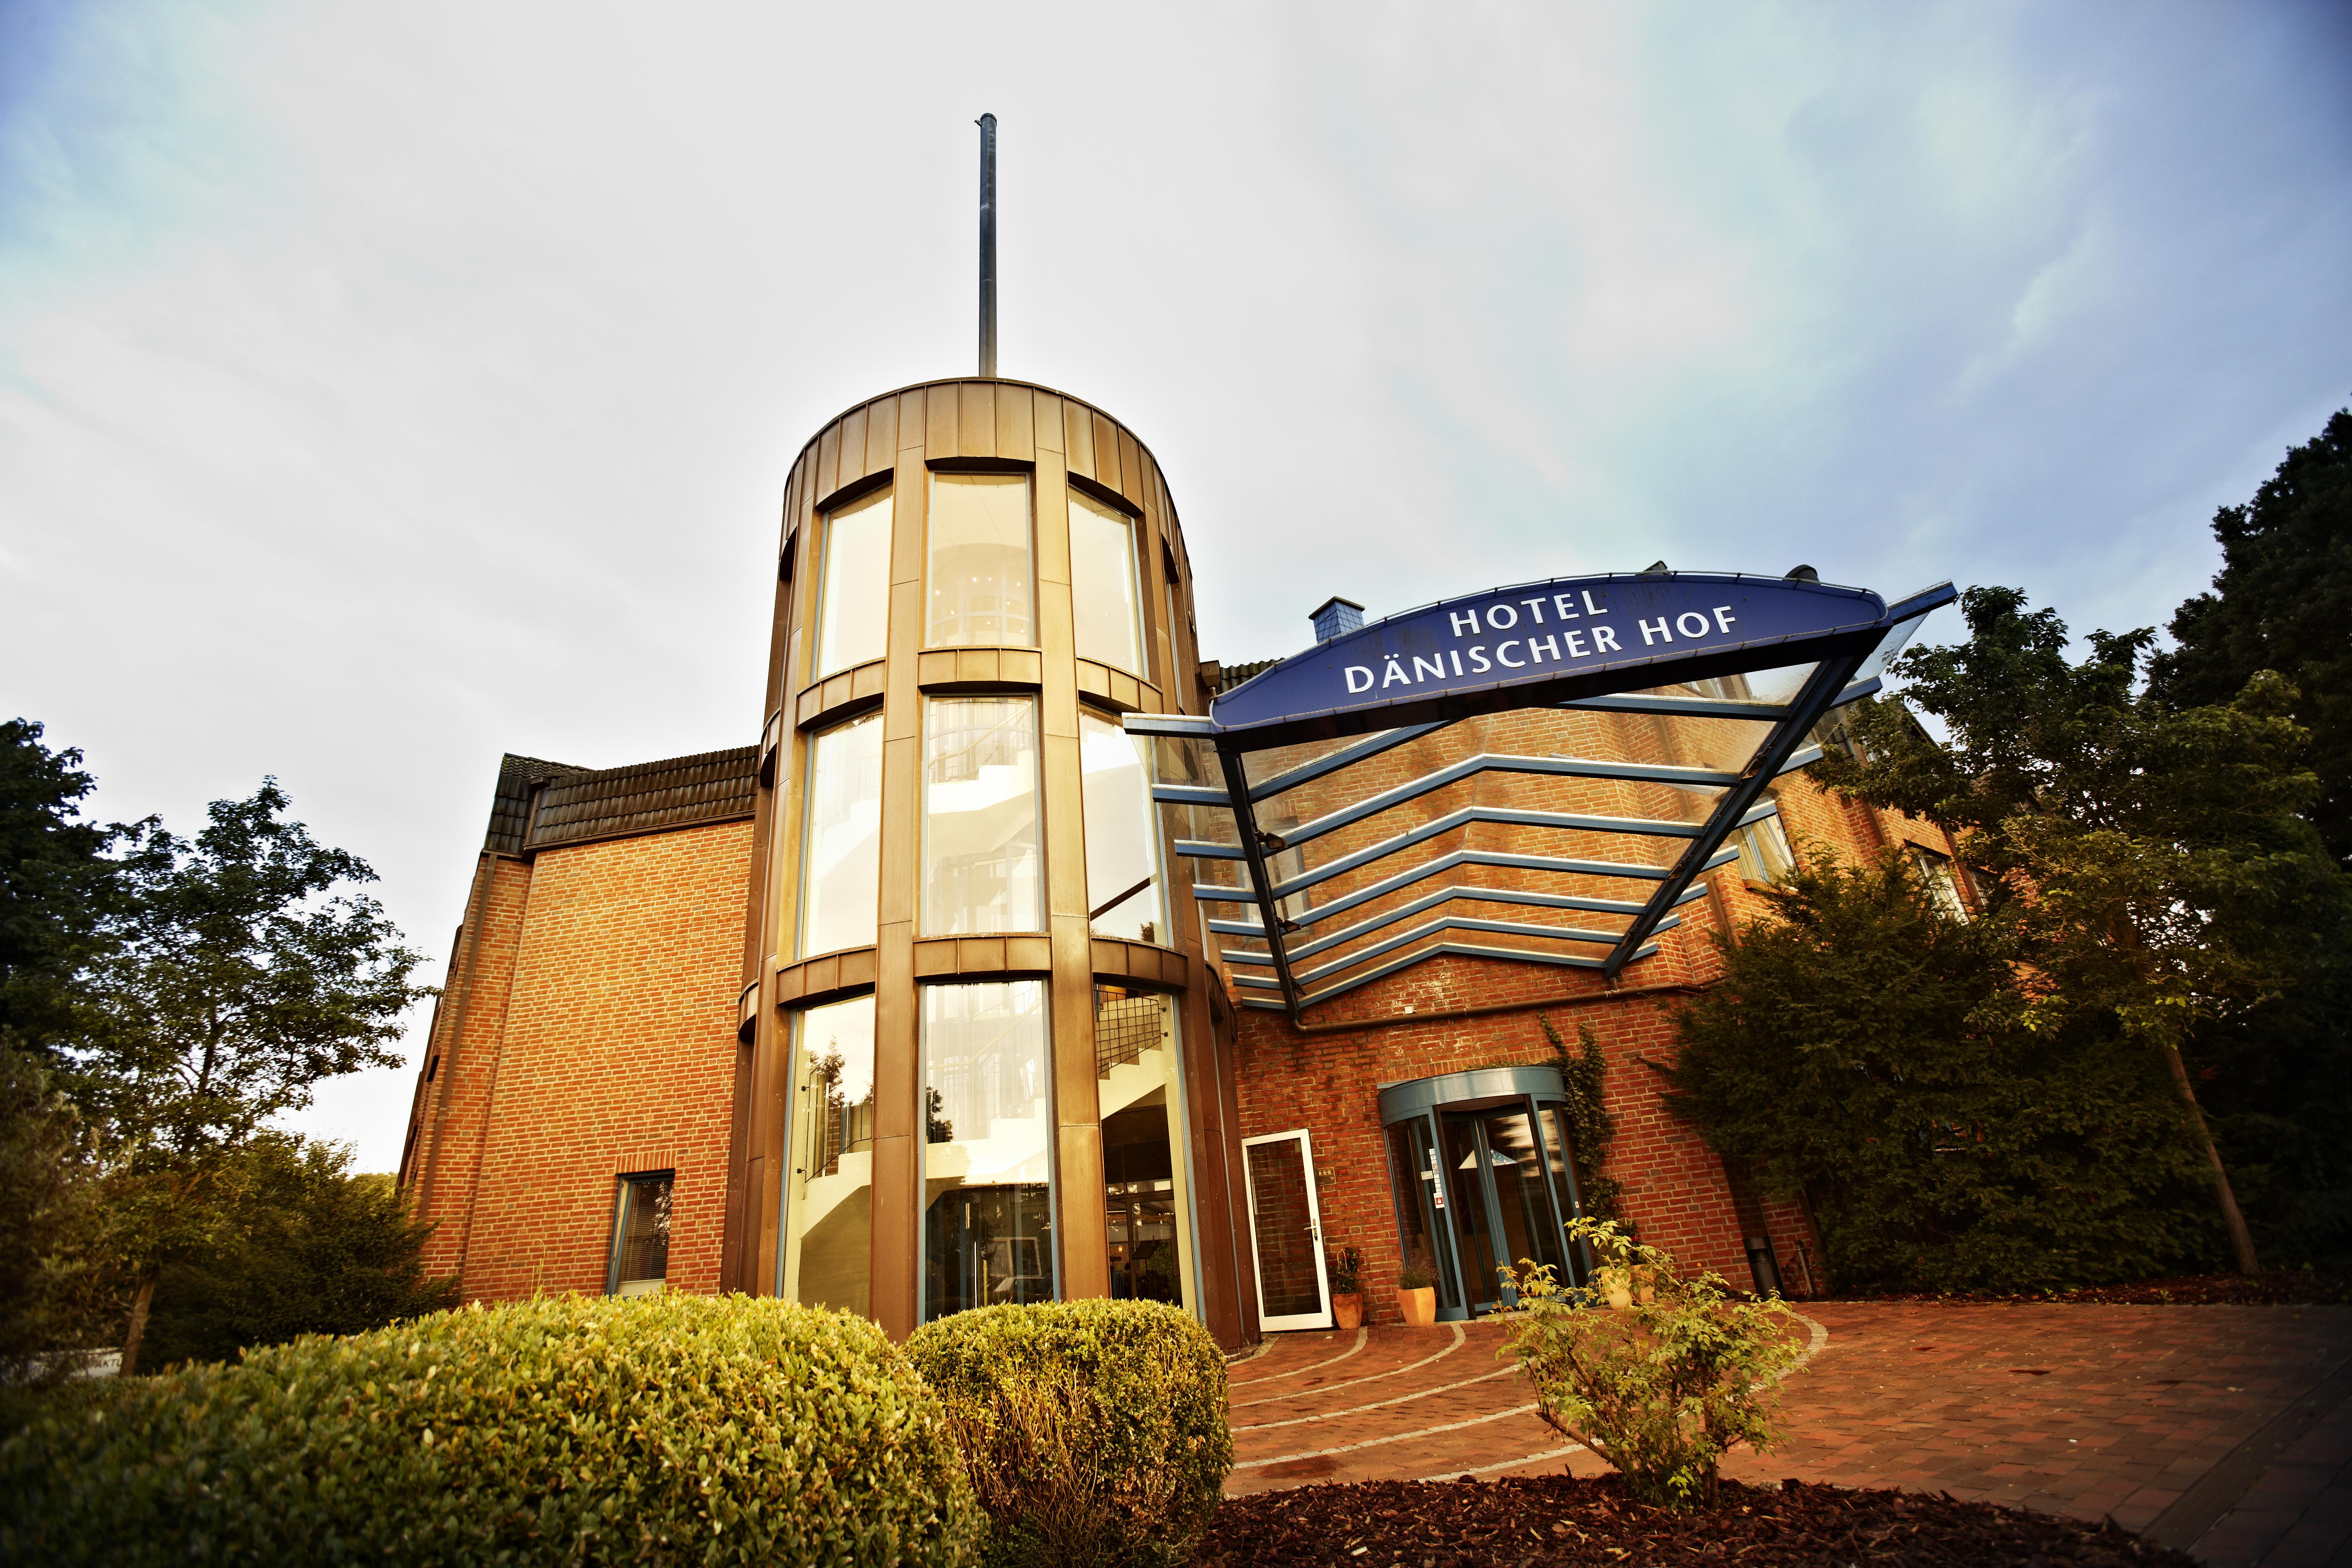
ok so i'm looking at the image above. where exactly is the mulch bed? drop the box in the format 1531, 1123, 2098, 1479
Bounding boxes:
1191, 1475, 2193, 1566
1821, 1267, 2352, 1308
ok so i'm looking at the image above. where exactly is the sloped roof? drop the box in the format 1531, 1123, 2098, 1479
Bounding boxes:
484, 746, 758, 856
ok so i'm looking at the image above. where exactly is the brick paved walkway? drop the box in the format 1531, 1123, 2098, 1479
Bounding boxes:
1223, 1305, 2352, 1566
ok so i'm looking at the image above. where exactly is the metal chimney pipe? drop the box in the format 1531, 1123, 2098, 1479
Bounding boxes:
977, 113, 997, 378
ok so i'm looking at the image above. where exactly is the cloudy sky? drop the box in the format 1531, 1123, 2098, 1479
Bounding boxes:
4, 0, 2347, 1170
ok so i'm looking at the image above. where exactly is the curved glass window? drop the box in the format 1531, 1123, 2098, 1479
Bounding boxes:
800, 710, 882, 957
1070, 489, 1143, 673
926, 472, 1032, 648
780, 994, 874, 1315
923, 979, 1054, 1320
1096, 985, 1195, 1311
815, 486, 892, 678
1080, 709, 1167, 944
922, 697, 1042, 936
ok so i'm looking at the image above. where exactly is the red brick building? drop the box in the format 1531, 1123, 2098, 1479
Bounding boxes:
397, 376, 1964, 1347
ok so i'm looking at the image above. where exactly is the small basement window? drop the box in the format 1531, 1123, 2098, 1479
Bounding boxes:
608, 1171, 673, 1297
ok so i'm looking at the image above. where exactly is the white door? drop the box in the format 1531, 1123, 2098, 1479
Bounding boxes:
1243, 1129, 1332, 1332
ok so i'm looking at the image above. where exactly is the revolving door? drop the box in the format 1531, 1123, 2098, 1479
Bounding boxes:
1380, 1066, 1589, 1320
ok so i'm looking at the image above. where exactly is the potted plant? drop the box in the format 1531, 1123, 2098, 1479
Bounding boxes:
1398, 1247, 1439, 1327
1596, 1260, 1656, 1310
1328, 1244, 1363, 1330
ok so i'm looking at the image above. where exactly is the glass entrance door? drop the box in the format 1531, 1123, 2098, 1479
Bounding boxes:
1440, 1105, 1576, 1313
1243, 1129, 1332, 1331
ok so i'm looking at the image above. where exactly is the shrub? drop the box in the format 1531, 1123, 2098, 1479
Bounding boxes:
0, 1292, 980, 1566
906, 1299, 1230, 1568
1665, 851, 2217, 1291
1500, 1220, 1805, 1508
140, 1137, 459, 1370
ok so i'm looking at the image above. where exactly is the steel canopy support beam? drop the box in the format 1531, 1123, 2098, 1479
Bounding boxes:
1215, 744, 1305, 1018
1600, 648, 1873, 978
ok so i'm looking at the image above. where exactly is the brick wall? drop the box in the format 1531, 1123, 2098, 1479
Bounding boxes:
404, 854, 535, 1283
1228, 751, 1956, 1326
402, 822, 752, 1302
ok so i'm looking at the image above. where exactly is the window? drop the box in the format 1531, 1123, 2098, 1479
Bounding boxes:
1080, 709, 1166, 944
926, 472, 1032, 648
800, 710, 883, 957
780, 995, 873, 1313
1096, 985, 1195, 1310
1069, 488, 1144, 673
608, 1171, 673, 1297
923, 980, 1054, 1320
1163, 549, 1186, 693
922, 697, 1043, 936
1912, 846, 1970, 921
815, 486, 892, 677
1812, 712, 1868, 763
1734, 805, 1795, 885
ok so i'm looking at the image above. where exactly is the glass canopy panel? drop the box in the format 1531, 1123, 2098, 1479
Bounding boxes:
1162, 646, 1865, 1006
1183, 694, 1800, 1000
1151, 733, 1220, 791
1611, 660, 1820, 707
1238, 730, 1403, 793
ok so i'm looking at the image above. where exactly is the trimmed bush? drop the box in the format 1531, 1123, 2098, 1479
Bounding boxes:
1501, 1219, 1805, 1508
906, 1299, 1231, 1568
0, 1292, 980, 1566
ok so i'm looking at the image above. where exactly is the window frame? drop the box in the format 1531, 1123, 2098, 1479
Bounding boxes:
920, 694, 1046, 937
1067, 484, 1147, 675
798, 707, 885, 959
812, 481, 894, 679
777, 991, 879, 1310
1734, 803, 1797, 887
923, 469, 1036, 650
1078, 704, 1171, 944
918, 977, 1058, 1322
606, 1169, 675, 1297
1911, 845, 1971, 921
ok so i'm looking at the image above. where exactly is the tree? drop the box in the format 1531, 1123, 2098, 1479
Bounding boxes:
136, 1136, 457, 1369
1666, 852, 2214, 1292
0, 1047, 111, 1381
0, 720, 129, 1058
65, 780, 430, 1372
1817, 588, 2352, 1274
2150, 408, 2352, 867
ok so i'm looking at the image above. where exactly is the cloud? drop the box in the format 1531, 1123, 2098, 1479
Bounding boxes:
1, 0, 2345, 1166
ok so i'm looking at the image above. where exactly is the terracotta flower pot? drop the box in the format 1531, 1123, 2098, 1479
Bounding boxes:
1331, 1292, 1364, 1330
1398, 1286, 1437, 1327
1600, 1268, 1632, 1311
1599, 1265, 1656, 1310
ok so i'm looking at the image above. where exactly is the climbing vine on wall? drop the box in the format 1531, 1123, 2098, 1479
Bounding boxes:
1540, 1015, 1627, 1228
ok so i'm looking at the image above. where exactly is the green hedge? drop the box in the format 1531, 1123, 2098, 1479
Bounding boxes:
906, 1299, 1230, 1568
0, 1293, 979, 1567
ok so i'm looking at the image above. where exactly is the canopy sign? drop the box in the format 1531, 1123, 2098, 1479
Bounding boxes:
1213, 573, 1897, 748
